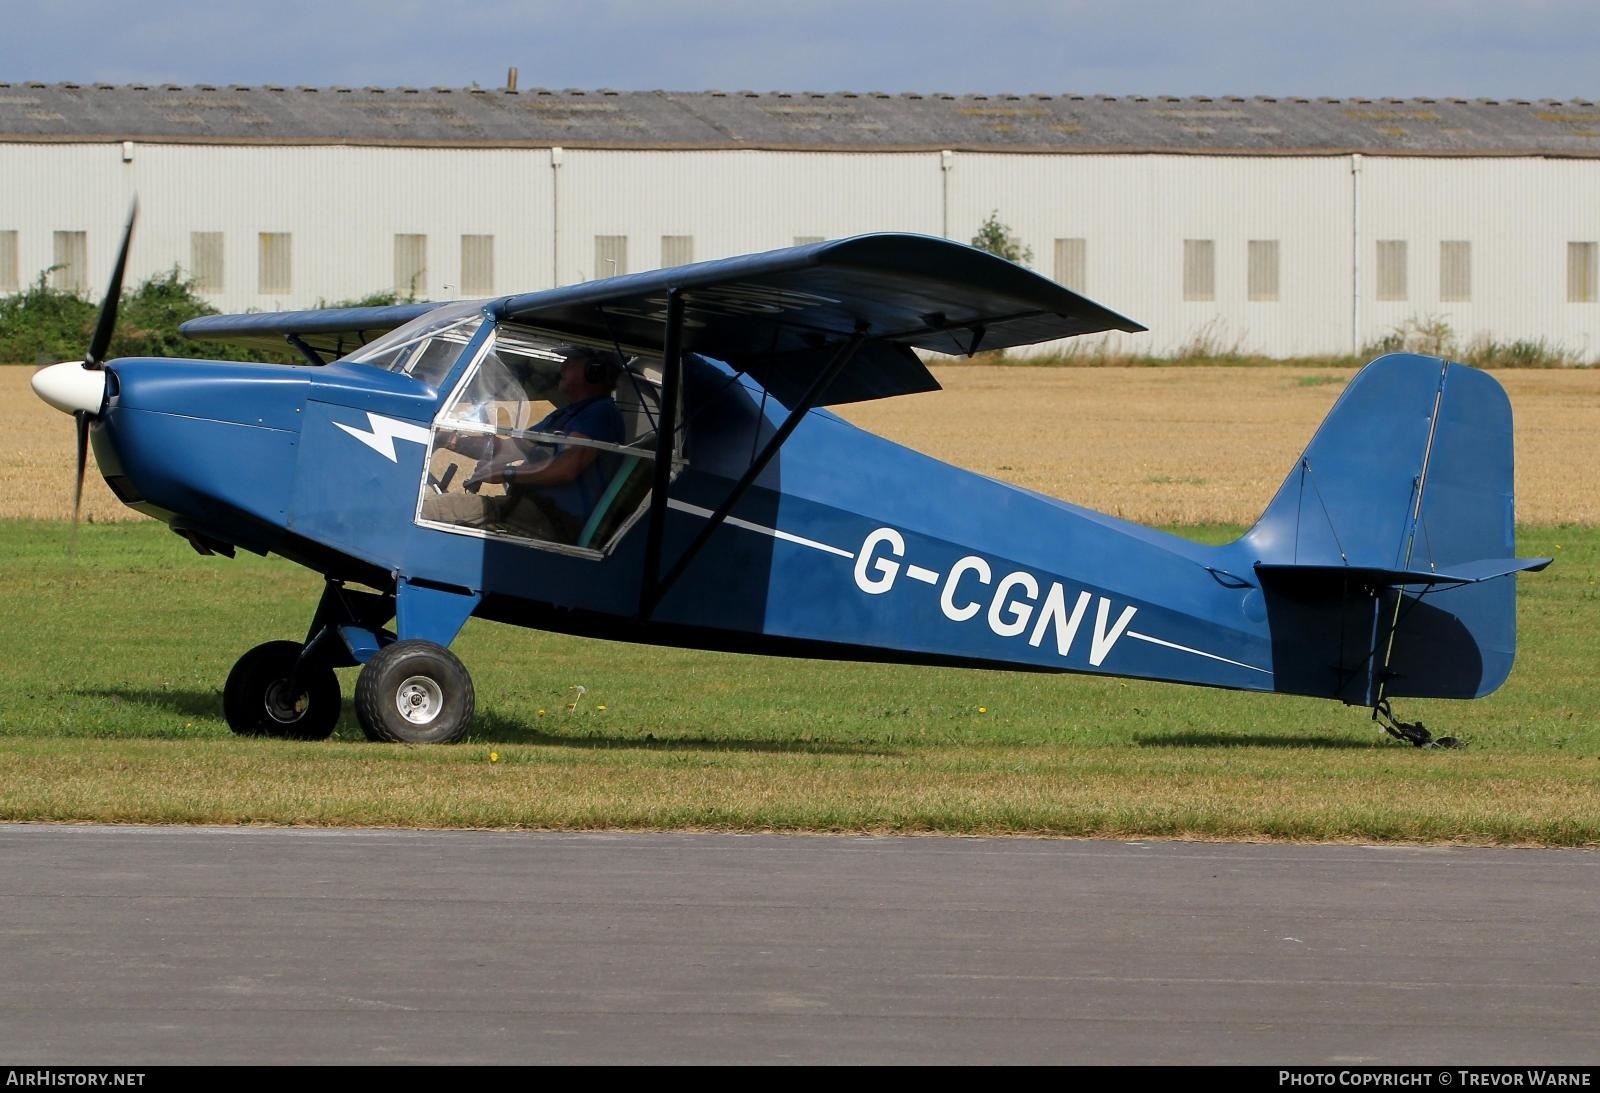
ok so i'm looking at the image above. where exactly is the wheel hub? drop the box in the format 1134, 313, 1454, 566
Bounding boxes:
263, 679, 308, 724
395, 675, 443, 725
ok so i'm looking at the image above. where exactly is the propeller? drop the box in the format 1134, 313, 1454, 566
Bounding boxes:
79, 201, 136, 523
87, 199, 136, 371
39, 200, 136, 533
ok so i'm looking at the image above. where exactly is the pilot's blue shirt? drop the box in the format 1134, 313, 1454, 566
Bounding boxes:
531, 394, 624, 519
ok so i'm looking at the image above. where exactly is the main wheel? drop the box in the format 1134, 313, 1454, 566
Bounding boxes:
223, 640, 341, 740
354, 639, 475, 744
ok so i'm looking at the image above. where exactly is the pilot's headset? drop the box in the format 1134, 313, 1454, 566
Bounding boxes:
574, 347, 624, 388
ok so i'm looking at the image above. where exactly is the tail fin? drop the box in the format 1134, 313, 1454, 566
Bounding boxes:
1240, 354, 1549, 703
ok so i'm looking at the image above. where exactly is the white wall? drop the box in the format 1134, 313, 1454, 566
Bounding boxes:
554, 149, 943, 281
0, 143, 551, 312
1359, 157, 1600, 359
947, 153, 1354, 355
3, 141, 1598, 359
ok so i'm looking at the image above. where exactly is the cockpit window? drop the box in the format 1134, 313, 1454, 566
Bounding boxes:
418, 324, 677, 555
344, 302, 485, 388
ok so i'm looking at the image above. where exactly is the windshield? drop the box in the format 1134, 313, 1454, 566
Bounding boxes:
344, 302, 486, 387
418, 324, 676, 554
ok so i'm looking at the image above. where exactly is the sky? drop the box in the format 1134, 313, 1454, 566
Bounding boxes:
2, 0, 1599, 100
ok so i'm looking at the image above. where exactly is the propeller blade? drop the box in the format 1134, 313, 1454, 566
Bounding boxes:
71, 410, 89, 563
86, 199, 137, 369
72, 410, 88, 522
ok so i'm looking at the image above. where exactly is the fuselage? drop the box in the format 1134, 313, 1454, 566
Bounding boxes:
87, 349, 1277, 694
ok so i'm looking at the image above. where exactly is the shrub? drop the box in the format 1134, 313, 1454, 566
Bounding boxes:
0, 269, 411, 364
970, 211, 1034, 266
1464, 334, 1587, 369
1363, 315, 1459, 359
0, 272, 99, 364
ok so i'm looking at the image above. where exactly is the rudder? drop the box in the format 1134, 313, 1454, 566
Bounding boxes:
1240, 354, 1547, 703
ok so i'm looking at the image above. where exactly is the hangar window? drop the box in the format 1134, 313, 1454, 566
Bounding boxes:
1054, 238, 1087, 292
0, 231, 17, 293
52, 231, 87, 293
191, 232, 224, 293
793, 236, 824, 246
259, 233, 292, 295
1440, 241, 1471, 303
420, 324, 674, 556
1376, 240, 1407, 301
1182, 239, 1214, 301
661, 235, 694, 268
1248, 240, 1279, 302
460, 235, 494, 296
595, 235, 627, 279
395, 234, 428, 298
1567, 242, 1596, 303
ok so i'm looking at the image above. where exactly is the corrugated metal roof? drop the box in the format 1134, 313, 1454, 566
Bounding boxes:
3, 82, 1600, 156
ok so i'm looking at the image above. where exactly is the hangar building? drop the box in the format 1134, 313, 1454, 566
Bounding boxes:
3, 82, 1599, 357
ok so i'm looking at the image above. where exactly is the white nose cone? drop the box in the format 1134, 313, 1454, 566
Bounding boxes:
30, 361, 107, 416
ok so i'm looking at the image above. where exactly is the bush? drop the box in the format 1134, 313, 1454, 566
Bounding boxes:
2, 269, 301, 364
1362, 315, 1592, 368
1464, 334, 1586, 369
1362, 315, 1459, 359
970, 211, 1034, 266
0, 272, 99, 365
113, 269, 276, 361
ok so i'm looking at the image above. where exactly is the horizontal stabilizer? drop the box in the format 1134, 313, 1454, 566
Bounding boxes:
1256, 555, 1552, 588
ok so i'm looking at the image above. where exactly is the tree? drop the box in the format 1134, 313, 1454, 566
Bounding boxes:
970, 210, 1034, 266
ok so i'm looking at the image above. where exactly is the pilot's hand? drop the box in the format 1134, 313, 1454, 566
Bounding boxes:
464, 461, 499, 490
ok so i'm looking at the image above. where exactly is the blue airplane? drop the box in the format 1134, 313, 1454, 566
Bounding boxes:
32, 209, 1549, 747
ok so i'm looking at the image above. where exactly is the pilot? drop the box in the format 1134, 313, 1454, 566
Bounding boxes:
424, 345, 625, 543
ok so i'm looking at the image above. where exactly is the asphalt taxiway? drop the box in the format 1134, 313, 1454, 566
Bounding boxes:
1, 825, 1595, 1064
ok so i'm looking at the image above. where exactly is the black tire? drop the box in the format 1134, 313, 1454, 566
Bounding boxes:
223, 640, 340, 741
354, 639, 475, 744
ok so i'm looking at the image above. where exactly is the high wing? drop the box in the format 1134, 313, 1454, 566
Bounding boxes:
180, 234, 1143, 407
180, 301, 444, 361
499, 233, 1144, 407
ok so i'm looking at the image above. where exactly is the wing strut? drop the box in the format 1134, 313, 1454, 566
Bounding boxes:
286, 334, 326, 367
640, 289, 686, 619
640, 324, 869, 619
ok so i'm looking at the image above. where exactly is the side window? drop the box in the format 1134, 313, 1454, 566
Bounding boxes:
419, 327, 675, 554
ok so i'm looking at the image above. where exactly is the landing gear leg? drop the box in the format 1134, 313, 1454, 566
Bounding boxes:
1372, 699, 1460, 749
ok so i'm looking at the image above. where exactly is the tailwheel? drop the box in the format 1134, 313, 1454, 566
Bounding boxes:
355, 639, 475, 744
223, 640, 341, 740
1372, 699, 1461, 749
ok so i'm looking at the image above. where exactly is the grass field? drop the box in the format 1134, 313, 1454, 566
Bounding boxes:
1, 520, 1594, 843
3, 362, 1596, 842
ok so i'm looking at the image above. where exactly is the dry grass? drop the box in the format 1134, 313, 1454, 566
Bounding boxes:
844, 365, 1600, 526
4, 738, 1597, 843
5, 363, 1598, 526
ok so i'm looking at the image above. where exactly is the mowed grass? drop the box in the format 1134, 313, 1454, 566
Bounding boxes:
2, 520, 1596, 843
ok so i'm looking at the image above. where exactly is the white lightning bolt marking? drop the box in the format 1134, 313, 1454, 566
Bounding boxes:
334, 412, 433, 462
